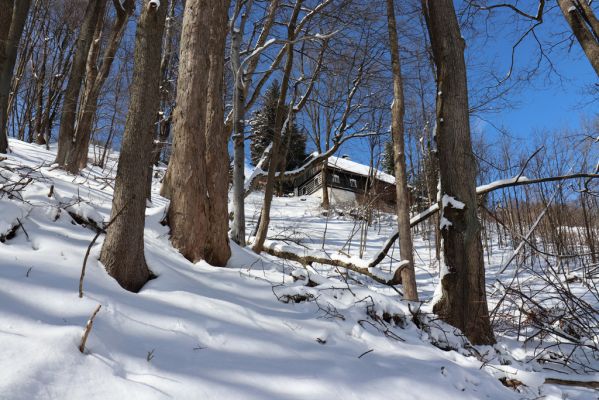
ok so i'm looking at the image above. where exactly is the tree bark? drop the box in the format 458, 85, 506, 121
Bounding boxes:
386, 0, 418, 301
557, 0, 599, 75
321, 163, 330, 209
54, 0, 106, 166
230, 28, 246, 246
422, 0, 495, 345
203, 1, 231, 265
162, 0, 231, 266
100, 0, 167, 292
0, 0, 31, 153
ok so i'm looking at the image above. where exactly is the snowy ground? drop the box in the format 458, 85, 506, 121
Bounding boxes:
0, 139, 597, 399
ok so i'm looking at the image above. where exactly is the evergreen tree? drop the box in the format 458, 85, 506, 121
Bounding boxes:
382, 139, 395, 175
250, 80, 307, 170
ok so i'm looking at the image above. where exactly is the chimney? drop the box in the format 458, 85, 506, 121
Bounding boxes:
341, 154, 350, 160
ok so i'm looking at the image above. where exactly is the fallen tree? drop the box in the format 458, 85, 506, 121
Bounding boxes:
262, 239, 409, 286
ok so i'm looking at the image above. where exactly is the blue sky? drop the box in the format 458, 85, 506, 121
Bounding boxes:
342, 2, 598, 168
468, 4, 598, 143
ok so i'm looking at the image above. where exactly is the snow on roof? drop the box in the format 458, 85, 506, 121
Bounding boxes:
327, 155, 396, 185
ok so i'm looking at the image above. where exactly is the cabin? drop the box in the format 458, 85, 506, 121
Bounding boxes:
292, 154, 410, 212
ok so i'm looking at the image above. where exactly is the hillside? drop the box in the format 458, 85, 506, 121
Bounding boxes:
0, 139, 597, 400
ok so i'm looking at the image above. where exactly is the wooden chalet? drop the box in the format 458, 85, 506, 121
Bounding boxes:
292, 154, 408, 212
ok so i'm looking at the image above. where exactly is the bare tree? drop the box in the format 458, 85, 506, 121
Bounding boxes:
54, 0, 107, 167
0, 0, 32, 153
100, 0, 167, 292
65, 0, 136, 173
422, 0, 494, 345
386, 0, 418, 301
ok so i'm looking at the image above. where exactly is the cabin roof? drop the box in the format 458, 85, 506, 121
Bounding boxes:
325, 155, 396, 185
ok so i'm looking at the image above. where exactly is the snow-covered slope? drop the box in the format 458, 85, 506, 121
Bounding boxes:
0, 140, 596, 400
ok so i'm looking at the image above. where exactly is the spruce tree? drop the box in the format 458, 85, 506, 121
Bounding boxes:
382, 139, 395, 176
250, 81, 307, 170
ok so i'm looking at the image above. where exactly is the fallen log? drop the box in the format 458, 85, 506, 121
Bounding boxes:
262, 240, 409, 286
544, 378, 599, 389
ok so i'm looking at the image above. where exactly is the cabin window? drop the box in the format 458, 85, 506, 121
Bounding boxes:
349, 178, 357, 188
332, 174, 340, 184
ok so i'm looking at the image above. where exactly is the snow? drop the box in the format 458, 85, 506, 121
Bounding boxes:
327, 155, 396, 185
441, 194, 465, 210
0, 139, 597, 399
0, 199, 29, 236
439, 194, 465, 230
476, 176, 529, 193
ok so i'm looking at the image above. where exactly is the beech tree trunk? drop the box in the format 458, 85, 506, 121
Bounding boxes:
162, 0, 231, 266
230, 28, 246, 246
386, 0, 418, 301
100, 0, 167, 292
0, 0, 31, 153
66, 0, 135, 174
422, 0, 494, 345
557, 0, 599, 75
203, 2, 231, 265
54, 0, 106, 166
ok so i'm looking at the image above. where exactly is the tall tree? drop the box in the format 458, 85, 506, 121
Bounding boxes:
100, 0, 168, 292
252, 0, 303, 254
230, 0, 280, 246
0, 0, 31, 153
422, 0, 495, 344
65, 0, 136, 173
54, 0, 107, 167
161, 0, 231, 266
230, 26, 245, 245
386, 0, 418, 301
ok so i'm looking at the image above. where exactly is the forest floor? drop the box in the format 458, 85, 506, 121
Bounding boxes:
0, 139, 597, 399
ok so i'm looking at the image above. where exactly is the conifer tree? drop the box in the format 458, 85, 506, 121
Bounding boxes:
249, 81, 307, 170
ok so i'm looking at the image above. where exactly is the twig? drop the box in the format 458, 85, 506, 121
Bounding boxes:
358, 349, 374, 358
16, 218, 29, 240
79, 304, 102, 353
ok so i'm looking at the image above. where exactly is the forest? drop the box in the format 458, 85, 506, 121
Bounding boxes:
0, 0, 598, 399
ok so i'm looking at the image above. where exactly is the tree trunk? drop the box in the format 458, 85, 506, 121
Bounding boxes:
54, 0, 106, 166
557, 0, 599, 75
386, 0, 418, 301
422, 0, 494, 345
203, 1, 231, 265
33, 30, 48, 145
321, 163, 330, 209
0, 0, 31, 153
252, 0, 302, 254
162, 0, 231, 266
100, 0, 167, 293
231, 28, 246, 246
66, 0, 135, 174
152, 0, 176, 165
